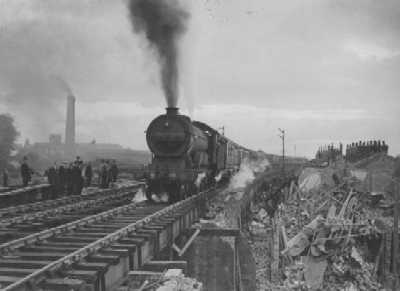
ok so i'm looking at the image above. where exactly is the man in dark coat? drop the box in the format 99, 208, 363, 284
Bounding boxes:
66, 163, 74, 195
58, 164, 66, 196
84, 162, 93, 187
72, 162, 83, 195
106, 161, 113, 187
110, 160, 118, 183
100, 160, 108, 189
20, 157, 32, 187
2, 169, 8, 187
46, 163, 58, 198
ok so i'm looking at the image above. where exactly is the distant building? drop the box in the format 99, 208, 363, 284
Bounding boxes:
345, 140, 388, 162
22, 135, 150, 170
49, 134, 62, 145
17, 93, 151, 170
315, 143, 343, 163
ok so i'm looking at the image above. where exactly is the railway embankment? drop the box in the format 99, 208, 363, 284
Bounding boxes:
176, 160, 272, 291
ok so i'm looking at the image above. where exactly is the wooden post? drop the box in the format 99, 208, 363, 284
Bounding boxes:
278, 128, 285, 177
271, 213, 280, 283
369, 171, 373, 192
393, 183, 399, 290
234, 236, 240, 291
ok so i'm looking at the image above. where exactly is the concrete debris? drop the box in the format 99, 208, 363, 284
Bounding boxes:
249, 154, 397, 290
256, 208, 268, 221
299, 173, 321, 191
155, 271, 203, 291
279, 192, 385, 289
303, 256, 328, 290
164, 269, 183, 277
350, 170, 367, 181
344, 283, 358, 291
350, 246, 364, 266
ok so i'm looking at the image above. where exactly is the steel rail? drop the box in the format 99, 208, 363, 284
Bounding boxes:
0, 195, 141, 254
0, 195, 81, 217
0, 191, 101, 217
0, 184, 50, 198
0, 183, 142, 219
0, 187, 133, 226
1, 188, 215, 291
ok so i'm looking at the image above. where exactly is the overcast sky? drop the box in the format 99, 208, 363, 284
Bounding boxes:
0, 0, 399, 158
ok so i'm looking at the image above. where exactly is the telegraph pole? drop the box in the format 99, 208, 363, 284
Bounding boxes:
393, 182, 399, 290
278, 128, 285, 175
219, 126, 225, 136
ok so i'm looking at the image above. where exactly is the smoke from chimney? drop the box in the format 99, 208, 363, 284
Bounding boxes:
128, 0, 189, 108
53, 76, 73, 96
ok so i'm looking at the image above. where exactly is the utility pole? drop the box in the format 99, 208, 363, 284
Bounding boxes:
278, 128, 285, 175
393, 182, 399, 290
219, 126, 225, 136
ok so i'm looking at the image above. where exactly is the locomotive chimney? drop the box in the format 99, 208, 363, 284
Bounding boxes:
166, 107, 179, 116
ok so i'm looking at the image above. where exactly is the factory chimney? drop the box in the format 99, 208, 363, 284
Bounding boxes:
65, 95, 76, 157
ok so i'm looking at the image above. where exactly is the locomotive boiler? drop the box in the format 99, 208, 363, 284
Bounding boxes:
145, 107, 251, 202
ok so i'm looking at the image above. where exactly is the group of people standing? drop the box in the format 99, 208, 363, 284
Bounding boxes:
45, 156, 91, 197
45, 157, 119, 195
99, 159, 119, 189
13, 156, 119, 197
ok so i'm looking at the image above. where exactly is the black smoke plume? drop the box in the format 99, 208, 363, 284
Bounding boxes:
128, 0, 189, 107
53, 76, 73, 96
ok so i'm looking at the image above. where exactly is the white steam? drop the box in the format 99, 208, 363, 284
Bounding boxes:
195, 172, 206, 188
215, 172, 223, 182
229, 159, 270, 190
132, 188, 147, 203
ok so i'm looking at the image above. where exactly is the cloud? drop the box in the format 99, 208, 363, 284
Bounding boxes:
344, 41, 400, 61
0, 0, 399, 157
195, 104, 384, 121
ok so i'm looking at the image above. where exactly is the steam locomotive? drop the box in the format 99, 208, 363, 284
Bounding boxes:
145, 107, 253, 202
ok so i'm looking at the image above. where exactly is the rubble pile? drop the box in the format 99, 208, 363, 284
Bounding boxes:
281, 199, 383, 290
155, 270, 203, 291
203, 188, 246, 228
128, 269, 202, 291
249, 156, 398, 290
282, 168, 390, 289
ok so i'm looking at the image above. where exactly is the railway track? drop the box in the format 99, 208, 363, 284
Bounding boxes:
0, 184, 144, 245
0, 185, 52, 208
0, 184, 141, 220
0, 188, 215, 290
